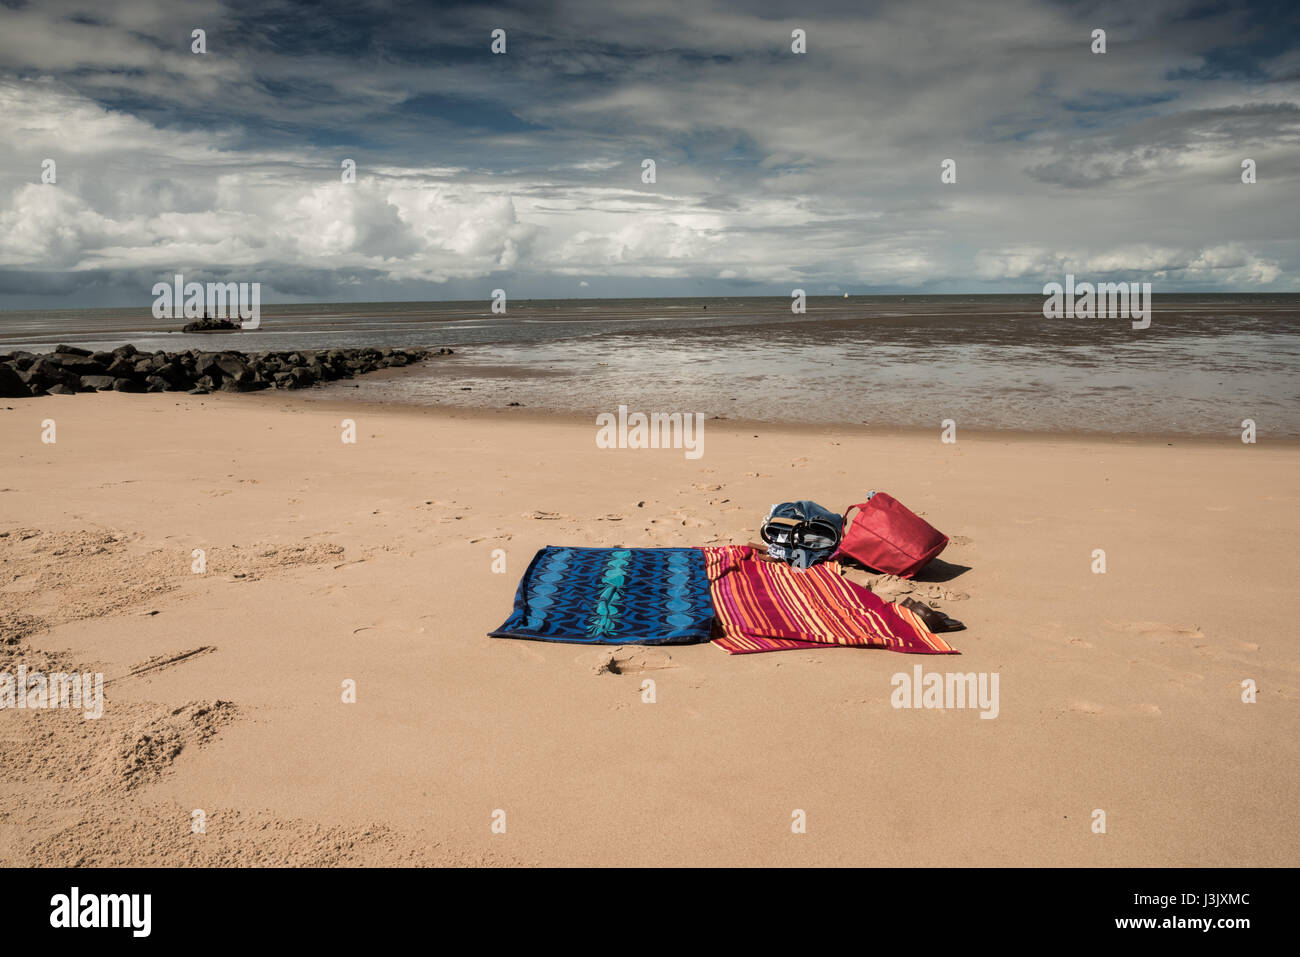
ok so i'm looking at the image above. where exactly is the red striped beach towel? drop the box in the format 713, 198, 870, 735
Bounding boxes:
698, 545, 959, 655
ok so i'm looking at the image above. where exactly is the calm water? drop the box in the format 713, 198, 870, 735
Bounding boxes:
2, 295, 1298, 436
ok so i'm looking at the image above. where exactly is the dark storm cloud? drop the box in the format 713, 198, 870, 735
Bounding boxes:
0, 0, 1296, 308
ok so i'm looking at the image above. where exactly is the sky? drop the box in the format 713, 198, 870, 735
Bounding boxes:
0, 0, 1297, 308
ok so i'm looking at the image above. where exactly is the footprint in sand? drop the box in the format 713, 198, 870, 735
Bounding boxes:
1, 574, 40, 594
587, 647, 676, 676
1116, 621, 1205, 642
1067, 700, 1104, 715
672, 510, 712, 529
353, 621, 428, 637
864, 574, 914, 601
1165, 673, 1207, 694
647, 512, 711, 530
527, 510, 568, 521
949, 535, 974, 546
692, 483, 724, 492
1066, 636, 1095, 648
915, 583, 969, 602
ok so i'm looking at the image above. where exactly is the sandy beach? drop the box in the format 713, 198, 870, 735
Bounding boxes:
2, 392, 1295, 867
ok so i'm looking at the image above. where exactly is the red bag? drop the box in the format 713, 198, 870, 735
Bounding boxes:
836, 492, 948, 578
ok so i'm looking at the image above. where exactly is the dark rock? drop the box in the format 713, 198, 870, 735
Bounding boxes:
193, 353, 222, 378
23, 358, 81, 390
0, 344, 436, 398
50, 354, 107, 375
288, 367, 317, 388
106, 356, 137, 377
215, 354, 253, 383
0, 363, 29, 398
181, 317, 240, 333
154, 361, 188, 387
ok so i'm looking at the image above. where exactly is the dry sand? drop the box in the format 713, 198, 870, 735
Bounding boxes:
1, 392, 1296, 866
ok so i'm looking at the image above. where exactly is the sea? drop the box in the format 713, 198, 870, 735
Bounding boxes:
2, 294, 1297, 437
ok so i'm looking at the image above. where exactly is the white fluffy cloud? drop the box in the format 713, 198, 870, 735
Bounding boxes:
0, 0, 1297, 304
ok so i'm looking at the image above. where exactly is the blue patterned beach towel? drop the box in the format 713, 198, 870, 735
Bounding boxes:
489, 546, 715, 645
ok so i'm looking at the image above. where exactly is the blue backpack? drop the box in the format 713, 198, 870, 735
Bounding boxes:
759, 500, 843, 568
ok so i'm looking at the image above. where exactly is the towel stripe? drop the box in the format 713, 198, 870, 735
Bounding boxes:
698, 545, 959, 655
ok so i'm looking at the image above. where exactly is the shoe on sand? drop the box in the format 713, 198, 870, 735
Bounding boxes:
900, 597, 965, 633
